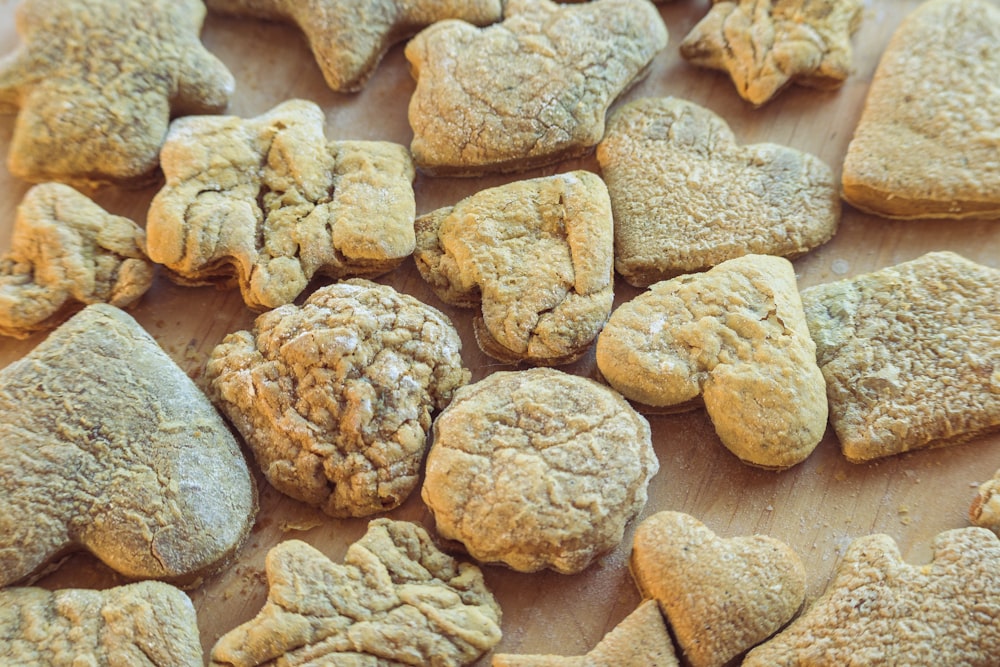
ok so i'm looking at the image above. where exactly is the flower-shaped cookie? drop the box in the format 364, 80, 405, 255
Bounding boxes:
596, 254, 828, 469
207, 0, 502, 92
680, 0, 863, 106
405, 0, 668, 175
0, 304, 257, 588
414, 171, 614, 365
0, 0, 234, 187
210, 520, 502, 667
630, 511, 806, 667
597, 96, 839, 287
146, 99, 416, 310
744, 528, 1000, 665
0, 183, 154, 339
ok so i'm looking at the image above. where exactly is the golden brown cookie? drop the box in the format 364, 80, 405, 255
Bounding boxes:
630, 511, 806, 667
841, 0, 1000, 220
0, 581, 203, 666
414, 171, 614, 365
491, 599, 679, 667
0, 0, 234, 187
744, 528, 1000, 665
679, 0, 862, 106
801, 251, 1000, 463
206, 279, 470, 518
146, 98, 416, 310
422, 367, 658, 574
597, 96, 839, 287
210, 519, 502, 667
0, 183, 154, 339
207, 0, 502, 92
596, 254, 828, 470
0, 304, 257, 588
405, 0, 668, 176
971, 468, 1000, 536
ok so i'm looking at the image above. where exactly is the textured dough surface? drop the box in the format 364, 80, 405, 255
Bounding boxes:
207, 279, 470, 518
801, 251, 1000, 462
206, 0, 502, 92
0, 0, 234, 187
405, 0, 668, 175
971, 468, 1000, 536
0, 182, 154, 339
210, 519, 502, 667
743, 528, 1000, 666
596, 254, 827, 470
414, 171, 614, 365
422, 367, 657, 574
630, 511, 806, 667
597, 96, 839, 287
841, 0, 1000, 220
146, 98, 416, 310
0, 304, 257, 588
0, 581, 203, 666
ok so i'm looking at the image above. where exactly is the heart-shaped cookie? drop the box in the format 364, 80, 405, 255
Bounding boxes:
630, 511, 806, 667
597, 96, 839, 287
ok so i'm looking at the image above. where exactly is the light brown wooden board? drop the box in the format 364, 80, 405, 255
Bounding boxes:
0, 0, 998, 663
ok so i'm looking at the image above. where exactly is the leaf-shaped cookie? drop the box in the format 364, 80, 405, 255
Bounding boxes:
630, 511, 806, 667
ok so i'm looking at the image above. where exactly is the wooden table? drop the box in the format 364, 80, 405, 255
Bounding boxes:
1, 1, 998, 663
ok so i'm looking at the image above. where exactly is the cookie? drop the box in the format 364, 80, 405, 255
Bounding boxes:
206, 279, 470, 518
596, 96, 839, 287
210, 519, 502, 667
801, 251, 1000, 463
841, 0, 1000, 220
206, 0, 502, 92
630, 511, 806, 667
596, 254, 828, 470
0, 183, 155, 339
146, 98, 416, 311
0, 304, 257, 588
971, 468, 1000, 535
744, 528, 1000, 665
405, 0, 668, 176
422, 367, 657, 574
0, 581, 202, 666
679, 0, 863, 106
414, 171, 614, 365
491, 599, 679, 667
0, 0, 234, 187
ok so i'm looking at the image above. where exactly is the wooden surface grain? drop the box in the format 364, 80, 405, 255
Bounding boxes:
1, 0, 998, 663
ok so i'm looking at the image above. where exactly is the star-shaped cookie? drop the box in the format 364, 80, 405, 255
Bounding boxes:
0, 0, 234, 187
680, 0, 863, 106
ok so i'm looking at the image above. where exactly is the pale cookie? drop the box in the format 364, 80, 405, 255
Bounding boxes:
597, 96, 839, 287
146, 98, 416, 311
0, 183, 154, 339
596, 254, 827, 470
801, 251, 1000, 463
210, 519, 502, 667
0, 581, 202, 666
0, 304, 257, 588
491, 599, 679, 667
841, 0, 1000, 220
0, 0, 234, 187
630, 511, 806, 667
207, 0, 502, 92
679, 0, 862, 106
744, 528, 1000, 666
422, 367, 657, 574
405, 0, 668, 176
971, 468, 1000, 535
206, 279, 470, 518
414, 171, 614, 365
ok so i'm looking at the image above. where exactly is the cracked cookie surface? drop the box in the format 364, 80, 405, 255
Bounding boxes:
146, 99, 416, 310
207, 279, 470, 518
422, 367, 657, 574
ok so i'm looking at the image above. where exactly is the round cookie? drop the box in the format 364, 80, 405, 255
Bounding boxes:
206, 279, 470, 518
422, 367, 658, 574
